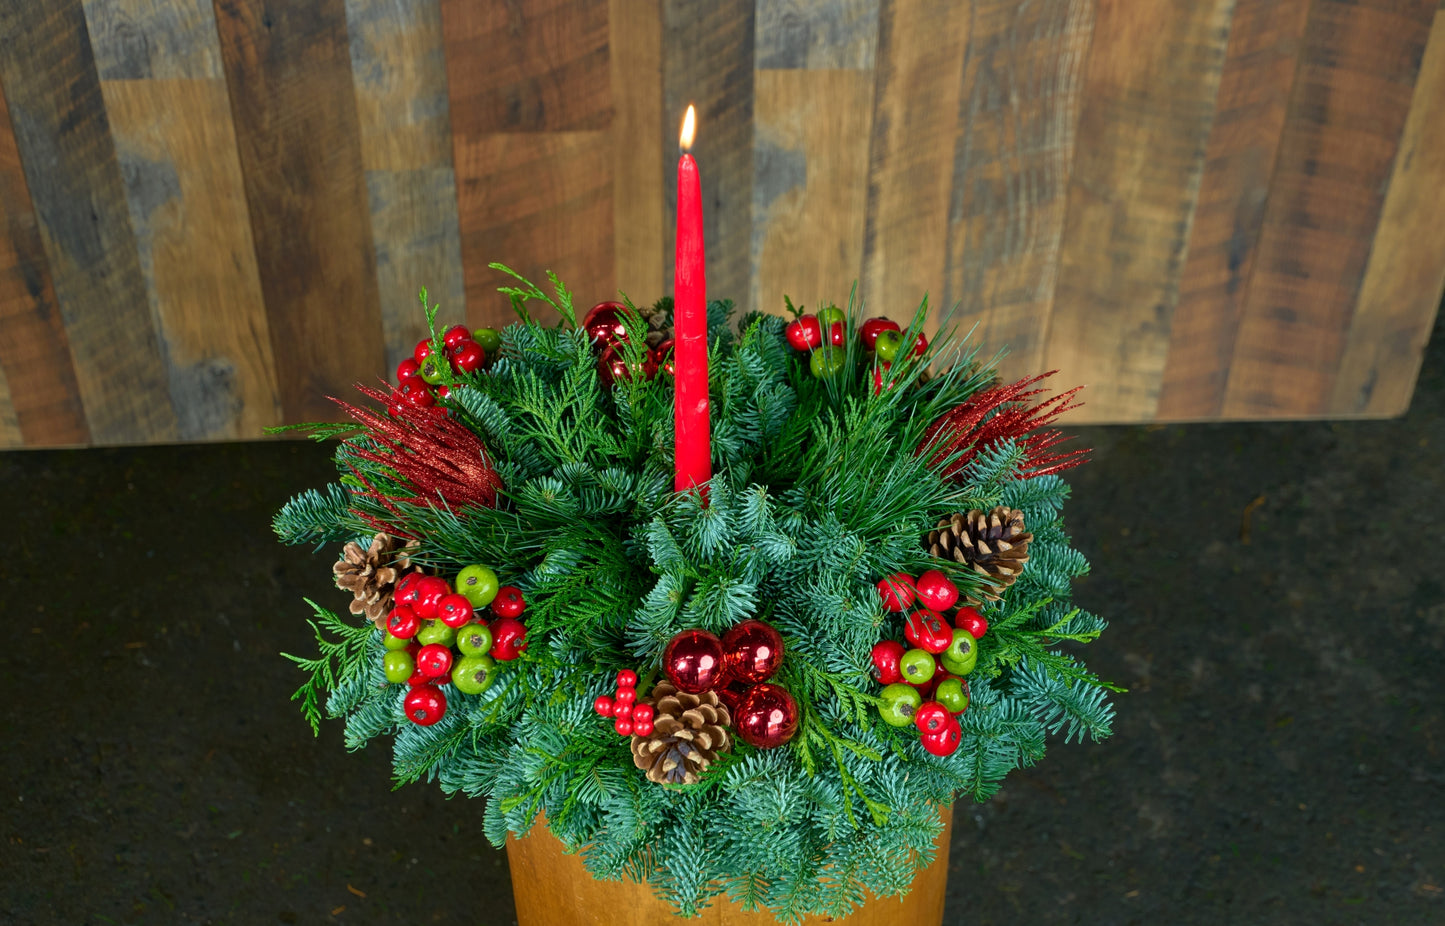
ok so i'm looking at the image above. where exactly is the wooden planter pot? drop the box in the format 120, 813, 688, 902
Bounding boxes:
507, 805, 953, 926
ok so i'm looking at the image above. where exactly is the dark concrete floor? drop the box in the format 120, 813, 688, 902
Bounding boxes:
2, 313, 1443, 926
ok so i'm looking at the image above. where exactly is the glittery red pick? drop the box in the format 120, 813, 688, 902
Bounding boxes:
920, 372, 1089, 480
331, 383, 503, 536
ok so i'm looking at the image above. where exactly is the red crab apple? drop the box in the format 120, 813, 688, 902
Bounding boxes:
870, 639, 906, 685
913, 700, 952, 734
491, 586, 526, 619
920, 719, 962, 756
412, 576, 450, 620
904, 609, 952, 654
955, 606, 989, 639
490, 617, 527, 660
914, 569, 959, 612
784, 315, 822, 351
877, 573, 916, 613
404, 685, 447, 726
859, 317, 900, 350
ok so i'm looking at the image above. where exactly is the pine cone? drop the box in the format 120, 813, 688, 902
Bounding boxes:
332, 533, 417, 627
926, 507, 1032, 603
643, 305, 672, 349
630, 681, 732, 785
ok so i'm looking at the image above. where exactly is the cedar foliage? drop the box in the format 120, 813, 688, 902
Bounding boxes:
274, 274, 1116, 923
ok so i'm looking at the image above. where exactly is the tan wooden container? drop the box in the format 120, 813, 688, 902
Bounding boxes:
506, 805, 953, 926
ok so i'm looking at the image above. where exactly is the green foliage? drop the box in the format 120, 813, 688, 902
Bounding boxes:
275, 273, 1116, 922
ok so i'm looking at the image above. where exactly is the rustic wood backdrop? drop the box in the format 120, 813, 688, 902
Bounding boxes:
1, 0, 1442, 448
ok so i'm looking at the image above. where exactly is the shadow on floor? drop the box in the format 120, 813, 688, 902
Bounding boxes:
2, 312, 1442, 925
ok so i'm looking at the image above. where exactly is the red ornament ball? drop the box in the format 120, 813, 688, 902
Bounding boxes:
593, 695, 614, 716
614, 716, 634, 736
582, 301, 633, 346
597, 341, 657, 386
617, 669, 638, 689
651, 338, 676, 376
734, 683, 799, 749
404, 685, 447, 725
721, 619, 785, 685
662, 629, 727, 693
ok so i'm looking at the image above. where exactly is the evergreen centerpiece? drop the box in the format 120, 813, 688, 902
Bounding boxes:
273, 268, 1116, 922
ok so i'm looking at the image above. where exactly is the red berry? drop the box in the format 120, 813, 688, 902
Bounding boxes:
443, 325, 472, 350
878, 574, 916, 613
617, 669, 638, 689
631, 703, 654, 723
490, 616, 527, 660
416, 643, 453, 678
911, 332, 929, 357
436, 594, 475, 628
904, 609, 953, 654
413, 338, 435, 365
396, 378, 434, 407
450, 340, 485, 373
784, 315, 822, 351
594, 695, 614, 716
920, 718, 962, 756
612, 698, 632, 719
915, 569, 959, 612
406, 656, 431, 687
492, 586, 526, 618
404, 685, 447, 725
614, 716, 634, 736
615, 687, 636, 706
914, 700, 951, 734
827, 320, 845, 347
394, 573, 423, 609
633, 718, 654, 737
436, 384, 452, 399
870, 639, 906, 685
397, 358, 420, 382
386, 607, 420, 640
859, 317, 901, 351
413, 576, 450, 619
872, 361, 892, 396
956, 607, 989, 639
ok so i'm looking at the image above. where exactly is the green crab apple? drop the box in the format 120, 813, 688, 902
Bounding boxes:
939, 629, 978, 676
899, 647, 936, 685
383, 631, 411, 651
878, 683, 922, 727
455, 564, 499, 608
452, 655, 497, 695
382, 649, 414, 683
455, 622, 493, 656
416, 619, 456, 648
935, 676, 970, 714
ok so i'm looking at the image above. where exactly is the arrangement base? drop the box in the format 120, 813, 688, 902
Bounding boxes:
506, 806, 953, 925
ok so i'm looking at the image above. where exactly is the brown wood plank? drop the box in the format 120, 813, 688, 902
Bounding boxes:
1043, 0, 1234, 423
0, 71, 91, 447
1328, 9, 1445, 417
942, 0, 1095, 381
215, 0, 385, 423
0, 0, 177, 444
102, 78, 282, 440
344, 0, 466, 372
753, 68, 874, 316
442, 0, 610, 135
755, 0, 880, 70
1221, 0, 1437, 417
453, 131, 614, 326
1154, 0, 1312, 420
0, 363, 20, 446
81, 0, 223, 79
609, 0, 665, 306
861, 0, 971, 325
662, 0, 755, 306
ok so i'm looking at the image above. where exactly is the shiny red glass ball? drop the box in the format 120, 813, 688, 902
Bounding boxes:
582, 301, 633, 346
597, 342, 657, 387
721, 619, 784, 685
662, 629, 727, 693
734, 683, 799, 749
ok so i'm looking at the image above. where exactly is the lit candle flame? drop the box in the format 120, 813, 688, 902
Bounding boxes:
680, 104, 696, 151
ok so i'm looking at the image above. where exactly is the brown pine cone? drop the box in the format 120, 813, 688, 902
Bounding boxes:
332, 533, 417, 627
630, 681, 732, 785
926, 507, 1032, 604
643, 305, 672, 349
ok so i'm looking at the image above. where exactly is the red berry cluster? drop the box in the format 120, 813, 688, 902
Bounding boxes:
593, 669, 656, 737
392, 324, 501, 407
582, 301, 672, 386
870, 570, 989, 756
384, 570, 528, 726
782, 308, 927, 389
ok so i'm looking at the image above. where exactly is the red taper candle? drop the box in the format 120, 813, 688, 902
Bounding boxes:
674, 105, 711, 494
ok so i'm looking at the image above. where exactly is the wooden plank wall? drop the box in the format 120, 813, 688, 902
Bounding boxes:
0, 0, 1442, 448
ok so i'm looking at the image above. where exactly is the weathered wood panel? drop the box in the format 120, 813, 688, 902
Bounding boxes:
1329, 7, 1445, 417
1221, 0, 1437, 417
102, 78, 282, 439
81, 0, 223, 79
753, 68, 874, 316
944, 0, 1094, 383
609, 0, 665, 306
1044, 0, 1235, 423
344, 0, 466, 370
862, 0, 971, 324
0, 71, 91, 446
662, 0, 755, 307
0, 0, 177, 443
215, 0, 385, 422
1155, 0, 1312, 420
